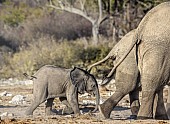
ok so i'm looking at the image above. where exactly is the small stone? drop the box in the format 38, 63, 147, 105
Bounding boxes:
0, 91, 7, 96
64, 115, 72, 118
8, 113, 14, 117
79, 93, 90, 98
0, 112, 8, 117
6, 93, 13, 97
10, 95, 26, 105
82, 100, 95, 105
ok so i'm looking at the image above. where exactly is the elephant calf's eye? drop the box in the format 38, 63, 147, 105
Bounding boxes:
91, 84, 95, 88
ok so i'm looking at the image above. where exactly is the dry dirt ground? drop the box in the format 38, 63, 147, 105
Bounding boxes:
0, 80, 170, 124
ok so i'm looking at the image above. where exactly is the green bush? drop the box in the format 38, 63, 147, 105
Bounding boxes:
0, 1, 43, 27
1, 37, 113, 79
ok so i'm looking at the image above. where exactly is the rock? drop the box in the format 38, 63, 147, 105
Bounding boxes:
108, 91, 114, 96
0, 112, 14, 117
6, 93, 12, 97
8, 113, 14, 117
0, 91, 7, 96
99, 97, 105, 104
0, 112, 8, 117
79, 93, 90, 98
0, 91, 12, 97
82, 100, 95, 105
64, 115, 72, 118
9, 95, 26, 105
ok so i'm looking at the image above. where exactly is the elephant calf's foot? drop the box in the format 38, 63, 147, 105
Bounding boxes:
62, 106, 74, 115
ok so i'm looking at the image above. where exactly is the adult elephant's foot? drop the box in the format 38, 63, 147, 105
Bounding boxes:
45, 107, 56, 115
62, 106, 74, 115
166, 103, 170, 119
25, 109, 33, 116
166, 103, 170, 114
131, 100, 140, 115
99, 101, 113, 119
137, 116, 153, 120
130, 105, 139, 120
129, 115, 137, 119
155, 114, 169, 120
45, 110, 56, 116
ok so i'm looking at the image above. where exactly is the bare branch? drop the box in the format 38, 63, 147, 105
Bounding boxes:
98, 0, 103, 23
47, 1, 95, 23
47, 0, 108, 44
98, 15, 109, 25
80, 0, 86, 10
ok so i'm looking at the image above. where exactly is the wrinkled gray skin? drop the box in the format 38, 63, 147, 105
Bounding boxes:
88, 30, 166, 119
100, 2, 170, 119
25, 65, 100, 116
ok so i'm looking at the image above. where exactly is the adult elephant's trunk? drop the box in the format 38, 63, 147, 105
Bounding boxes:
92, 85, 100, 112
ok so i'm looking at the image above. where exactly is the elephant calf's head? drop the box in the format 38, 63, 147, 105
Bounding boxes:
70, 67, 100, 112
70, 67, 98, 94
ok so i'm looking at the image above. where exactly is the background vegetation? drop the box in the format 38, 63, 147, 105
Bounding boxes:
0, 0, 168, 79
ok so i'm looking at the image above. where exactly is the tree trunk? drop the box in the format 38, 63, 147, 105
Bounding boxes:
92, 21, 99, 45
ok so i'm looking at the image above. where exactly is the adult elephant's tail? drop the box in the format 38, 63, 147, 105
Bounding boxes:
106, 30, 139, 78
87, 48, 117, 72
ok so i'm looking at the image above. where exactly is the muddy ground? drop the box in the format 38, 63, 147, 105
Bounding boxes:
0, 79, 170, 124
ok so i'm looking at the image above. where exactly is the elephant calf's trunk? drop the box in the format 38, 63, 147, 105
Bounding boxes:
92, 86, 100, 112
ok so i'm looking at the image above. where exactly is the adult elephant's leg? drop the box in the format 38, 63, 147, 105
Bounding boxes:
99, 71, 137, 119
25, 100, 42, 115
99, 90, 126, 118
137, 50, 165, 119
45, 98, 56, 115
166, 86, 170, 119
137, 89, 156, 119
154, 88, 168, 120
59, 97, 74, 114
129, 88, 140, 119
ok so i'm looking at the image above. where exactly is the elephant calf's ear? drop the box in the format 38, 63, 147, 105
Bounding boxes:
70, 67, 79, 85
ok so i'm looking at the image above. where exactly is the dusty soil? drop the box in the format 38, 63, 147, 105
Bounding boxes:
0, 81, 170, 124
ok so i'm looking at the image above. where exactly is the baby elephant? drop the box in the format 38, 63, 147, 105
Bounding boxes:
25, 65, 100, 116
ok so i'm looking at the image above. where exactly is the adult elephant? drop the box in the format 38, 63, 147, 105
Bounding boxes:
25, 65, 100, 116
99, 2, 170, 119
88, 29, 167, 119
88, 30, 140, 118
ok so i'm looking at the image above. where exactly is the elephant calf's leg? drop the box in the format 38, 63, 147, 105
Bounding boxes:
45, 98, 56, 115
59, 97, 74, 114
